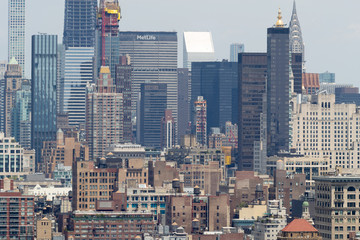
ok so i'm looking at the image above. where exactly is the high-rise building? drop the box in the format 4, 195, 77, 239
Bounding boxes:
320, 83, 352, 94
319, 71, 335, 83
8, 0, 25, 77
115, 55, 132, 143
63, 0, 97, 48
335, 87, 360, 106
61, 47, 94, 126
139, 83, 167, 149
86, 66, 123, 159
194, 96, 207, 146
31, 34, 58, 166
267, 9, 290, 156
238, 53, 267, 171
4, 57, 22, 137
191, 61, 238, 133
0, 192, 34, 239
230, 43, 245, 62
302, 73, 320, 94
0, 61, 6, 133
12, 80, 31, 149
183, 32, 215, 70
177, 68, 191, 140
95, 0, 121, 78
161, 109, 176, 149
118, 31, 178, 126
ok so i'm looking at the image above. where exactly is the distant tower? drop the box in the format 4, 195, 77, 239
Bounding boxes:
63, 0, 98, 48
194, 96, 207, 146
230, 43, 244, 62
289, 1, 304, 93
8, 0, 25, 77
95, 0, 121, 77
161, 109, 176, 149
267, 9, 290, 156
86, 66, 124, 159
4, 58, 22, 137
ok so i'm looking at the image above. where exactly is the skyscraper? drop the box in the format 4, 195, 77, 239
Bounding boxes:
4, 57, 22, 137
191, 61, 238, 133
194, 96, 207, 146
238, 53, 267, 171
139, 83, 167, 149
161, 109, 176, 149
177, 68, 191, 140
118, 32, 178, 126
63, 0, 98, 48
230, 43, 245, 62
61, 47, 94, 126
115, 55, 133, 143
86, 66, 123, 159
31, 34, 58, 167
8, 0, 25, 77
0, 61, 7, 133
289, 1, 304, 93
267, 9, 290, 156
183, 32, 215, 70
95, 0, 121, 78
319, 71, 335, 83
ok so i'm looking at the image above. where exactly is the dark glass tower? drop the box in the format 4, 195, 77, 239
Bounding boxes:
238, 53, 267, 171
31, 34, 58, 168
267, 9, 290, 156
63, 0, 97, 48
140, 83, 167, 149
191, 61, 238, 133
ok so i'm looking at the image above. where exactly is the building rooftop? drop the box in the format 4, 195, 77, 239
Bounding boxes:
184, 32, 214, 53
281, 219, 318, 232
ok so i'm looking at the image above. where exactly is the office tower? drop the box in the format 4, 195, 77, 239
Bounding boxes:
335, 87, 360, 105
0, 192, 34, 239
161, 109, 176, 149
31, 34, 58, 166
61, 47, 94, 126
0, 61, 6, 133
12, 80, 31, 149
183, 32, 215, 70
320, 83, 352, 94
4, 57, 22, 137
194, 96, 207, 146
224, 121, 238, 148
291, 53, 303, 94
230, 43, 245, 62
314, 173, 360, 240
177, 68, 190, 140
238, 53, 267, 171
291, 93, 360, 169
267, 9, 290, 156
118, 32, 178, 127
319, 71, 335, 83
191, 61, 238, 132
0, 132, 34, 177
86, 66, 123, 159
8, 0, 25, 77
57, 44, 65, 113
63, 0, 97, 48
95, 0, 121, 78
115, 55, 132, 143
139, 83, 167, 149
302, 73, 320, 94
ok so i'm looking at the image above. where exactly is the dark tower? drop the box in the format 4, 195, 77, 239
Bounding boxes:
63, 0, 97, 48
267, 9, 290, 156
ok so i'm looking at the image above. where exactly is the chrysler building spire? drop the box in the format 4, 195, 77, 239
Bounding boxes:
289, 1, 304, 55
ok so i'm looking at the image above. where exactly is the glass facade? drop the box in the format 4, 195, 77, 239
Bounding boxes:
140, 83, 167, 149
63, 0, 97, 48
230, 43, 245, 62
62, 47, 94, 126
31, 34, 58, 166
191, 61, 238, 133
8, 0, 25, 76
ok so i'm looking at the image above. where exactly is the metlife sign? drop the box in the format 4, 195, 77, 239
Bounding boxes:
136, 35, 156, 41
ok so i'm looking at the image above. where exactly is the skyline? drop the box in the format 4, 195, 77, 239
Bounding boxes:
0, 0, 360, 87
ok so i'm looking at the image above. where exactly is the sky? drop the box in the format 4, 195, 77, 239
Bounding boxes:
0, 0, 360, 86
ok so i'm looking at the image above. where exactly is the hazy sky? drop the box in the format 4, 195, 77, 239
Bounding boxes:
0, 0, 360, 86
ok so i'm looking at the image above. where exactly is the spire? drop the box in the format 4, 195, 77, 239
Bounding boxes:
275, 8, 285, 28
292, 0, 297, 15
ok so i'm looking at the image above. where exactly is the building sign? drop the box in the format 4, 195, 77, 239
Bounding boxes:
136, 35, 156, 41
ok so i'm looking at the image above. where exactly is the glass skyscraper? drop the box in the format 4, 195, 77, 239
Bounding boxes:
8, 0, 25, 76
31, 34, 58, 167
230, 43, 245, 62
62, 47, 94, 126
63, 0, 97, 48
